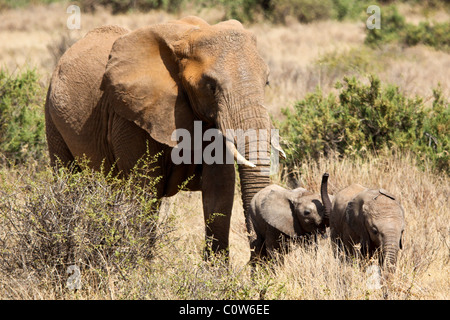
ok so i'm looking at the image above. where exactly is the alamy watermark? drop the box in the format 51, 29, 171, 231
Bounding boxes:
366, 264, 382, 290
67, 5, 81, 30
66, 264, 81, 290
170, 121, 281, 175
366, 5, 381, 30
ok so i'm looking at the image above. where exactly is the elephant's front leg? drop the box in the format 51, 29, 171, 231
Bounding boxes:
201, 162, 235, 258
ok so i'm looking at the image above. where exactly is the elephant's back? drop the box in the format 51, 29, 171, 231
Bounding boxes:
47, 25, 130, 135
333, 184, 366, 205
56, 25, 130, 77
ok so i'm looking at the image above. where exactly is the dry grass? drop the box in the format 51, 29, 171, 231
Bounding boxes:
278, 152, 449, 299
153, 152, 448, 300
0, 3, 448, 300
2, 152, 447, 300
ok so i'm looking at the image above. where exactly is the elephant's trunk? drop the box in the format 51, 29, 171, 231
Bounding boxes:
238, 155, 271, 217
383, 242, 399, 273
320, 173, 332, 227
217, 104, 272, 219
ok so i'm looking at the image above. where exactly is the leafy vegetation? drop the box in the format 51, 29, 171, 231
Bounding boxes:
279, 76, 449, 174
87, 0, 186, 14
3, 0, 448, 25
269, 0, 335, 24
403, 21, 450, 52
0, 68, 46, 165
365, 5, 450, 52
199, 0, 376, 23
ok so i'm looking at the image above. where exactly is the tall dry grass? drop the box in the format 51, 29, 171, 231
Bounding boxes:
1, 152, 447, 299
151, 151, 449, 300
274, 152, 449, 299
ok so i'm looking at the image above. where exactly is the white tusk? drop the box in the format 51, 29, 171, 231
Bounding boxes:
225, 139, 256, 168
271, 142, 286, 159
277, 147, 287, 160
270, 126, 286, 160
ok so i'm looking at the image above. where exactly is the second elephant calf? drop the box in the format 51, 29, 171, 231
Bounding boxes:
322, 182, 405, 272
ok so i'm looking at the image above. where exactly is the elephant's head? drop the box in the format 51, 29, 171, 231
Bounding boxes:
102, 16, 281, 214
290, 193, 327, 236
259, 187, 328, 238
346, 189, 405, 272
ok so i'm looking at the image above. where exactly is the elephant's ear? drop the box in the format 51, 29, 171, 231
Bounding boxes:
344, 199, 365, 243
399, 232, 403, 249
101, 18, 206, 147
260, 190, 300, 237
344, 201, 355, 226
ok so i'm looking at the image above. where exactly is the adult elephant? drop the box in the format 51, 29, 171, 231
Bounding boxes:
45, 17, 283, 255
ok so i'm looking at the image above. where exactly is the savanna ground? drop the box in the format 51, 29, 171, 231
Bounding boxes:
0, 0, 449, 299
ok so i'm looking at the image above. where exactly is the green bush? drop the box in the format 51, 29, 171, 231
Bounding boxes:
81, 0, 370, 23
419, 87, 450, 173
195, 0, 375, 23
0, 0, 60, 11
365, 5, 450, 52
78, 0, 186, 14
404, 21, 450, 52
197, 0, 266, 22
0, 68, 47, 165
271, 0, 334, 24
279, 76, 449, 174
364, 5, 407, 47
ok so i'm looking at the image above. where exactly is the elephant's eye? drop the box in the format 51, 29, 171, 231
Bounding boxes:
265, 80, 270, 87
203, 75, 217, 94
372, 227, 379, 235
206, 82, 216, 94
303, 210, 311, 216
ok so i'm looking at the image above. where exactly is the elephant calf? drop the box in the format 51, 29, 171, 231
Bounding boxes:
322, 182, 405, 272
248, 174, 332, 263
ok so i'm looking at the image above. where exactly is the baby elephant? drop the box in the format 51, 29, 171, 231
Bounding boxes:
322, 182, 405, 272
248, 174, 332, 263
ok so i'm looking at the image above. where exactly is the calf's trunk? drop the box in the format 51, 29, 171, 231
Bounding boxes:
320, 173, 332, 227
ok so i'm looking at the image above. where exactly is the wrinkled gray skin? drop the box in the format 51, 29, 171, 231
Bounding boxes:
324, 184, 405, 272
248, 184, 332, 263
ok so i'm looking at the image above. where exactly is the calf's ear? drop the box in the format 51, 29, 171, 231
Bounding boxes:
345, 199, 370, 244
260, 190, 299, 237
